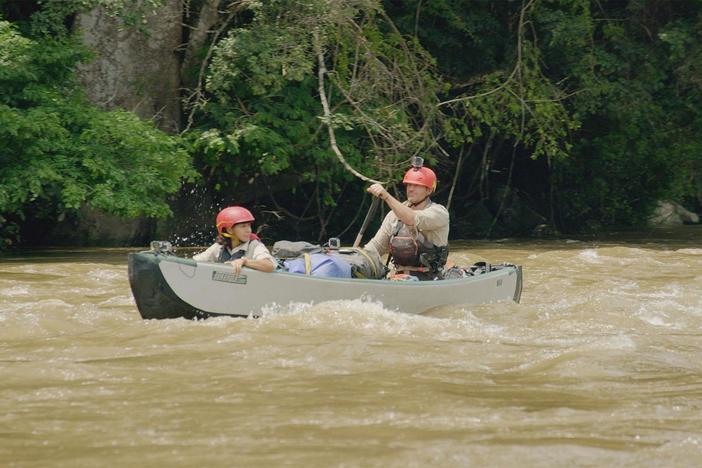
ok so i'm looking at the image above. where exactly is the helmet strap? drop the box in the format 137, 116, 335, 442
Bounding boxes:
221, 231, 241, 248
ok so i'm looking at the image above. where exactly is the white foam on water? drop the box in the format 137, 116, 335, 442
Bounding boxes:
578, 249, 601, 263
258, 300, 315, 317
85, 268, 123, 281
1, 285, 29, 296
676, 248, 702, 255
577, 247, 671, 268
448, 309, 508, 339
641, 435, 702, 464
518, 330, 638, 352
635, 296, 702, 326
637, 312, 672, 327
256, 298, 419, 335
635, 284, 683, 299
97, 295, 135, 307
608, 279, 640, 292
17, 298, 72, 311
251, 298, 519, 346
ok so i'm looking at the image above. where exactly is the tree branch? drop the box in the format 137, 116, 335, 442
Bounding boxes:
314, 30, 381, 185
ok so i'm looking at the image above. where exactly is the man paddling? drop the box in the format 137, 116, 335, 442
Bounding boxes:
364, 158, 449, 280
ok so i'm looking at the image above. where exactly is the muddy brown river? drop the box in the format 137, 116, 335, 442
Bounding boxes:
1, 227, 701, 466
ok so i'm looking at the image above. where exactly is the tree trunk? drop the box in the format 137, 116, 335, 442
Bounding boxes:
181, 0, 222, 90
75, 0, 183, 133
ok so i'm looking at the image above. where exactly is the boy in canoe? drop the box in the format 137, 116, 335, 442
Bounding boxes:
364, 159, 449, 280
193, 206, 276, 275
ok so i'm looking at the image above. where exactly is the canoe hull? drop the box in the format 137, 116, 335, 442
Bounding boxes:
128, 251, 522, 320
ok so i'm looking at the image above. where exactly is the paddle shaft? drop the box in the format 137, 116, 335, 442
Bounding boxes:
353, 196, 380, 248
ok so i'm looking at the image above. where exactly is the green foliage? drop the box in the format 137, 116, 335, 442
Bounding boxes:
189, 0, 446, 239
388, 0, 702, 231
187, 0, 702, 237
388, 0, 580, 170
549, 0, 702, 228
201, 0, 442, 183
4, 0, 702, 246
190, 77, 341, 181
32, 0, 166, 33
208, 25, 314, 98
0, 19, 193, 246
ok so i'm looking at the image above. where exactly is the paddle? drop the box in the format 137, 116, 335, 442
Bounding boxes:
353, 196, 380, 248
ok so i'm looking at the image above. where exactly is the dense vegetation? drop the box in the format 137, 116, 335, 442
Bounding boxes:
0, 1, 193, 246
1, 0, 700, 247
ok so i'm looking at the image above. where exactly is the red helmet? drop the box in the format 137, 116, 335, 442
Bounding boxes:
215, 206, 255, 234
403, 166, 437, 192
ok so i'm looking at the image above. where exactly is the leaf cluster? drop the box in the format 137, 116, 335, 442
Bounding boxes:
187, 0, 446, 239
0, 19, 193, 245
388, 0, 702, 230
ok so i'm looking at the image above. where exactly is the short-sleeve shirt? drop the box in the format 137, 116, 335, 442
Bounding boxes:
192, 240, 277, 267
363, 201, 449, 258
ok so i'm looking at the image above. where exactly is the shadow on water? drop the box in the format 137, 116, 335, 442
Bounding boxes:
0, 247, 139, 265
0, 225, 698, 265
450, 225, 702, 251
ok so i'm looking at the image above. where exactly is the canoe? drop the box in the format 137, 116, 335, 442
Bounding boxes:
128, 250, 522, 320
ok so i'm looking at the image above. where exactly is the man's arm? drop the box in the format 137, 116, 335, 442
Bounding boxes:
367, 183, 416, 226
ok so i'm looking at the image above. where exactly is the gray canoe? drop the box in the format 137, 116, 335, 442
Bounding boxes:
128, 251, 522, 320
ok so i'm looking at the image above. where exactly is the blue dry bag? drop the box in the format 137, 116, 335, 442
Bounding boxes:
283, 253, 352, 278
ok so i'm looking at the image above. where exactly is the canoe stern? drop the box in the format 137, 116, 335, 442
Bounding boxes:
514, 265, 523, 303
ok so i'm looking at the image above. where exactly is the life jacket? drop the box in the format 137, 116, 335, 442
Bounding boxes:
216, 236, 261, 263
389, 204, 448, 273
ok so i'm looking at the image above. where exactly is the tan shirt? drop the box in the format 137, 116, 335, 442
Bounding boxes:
364, 201, 449, 258
193, 240, 277, 266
